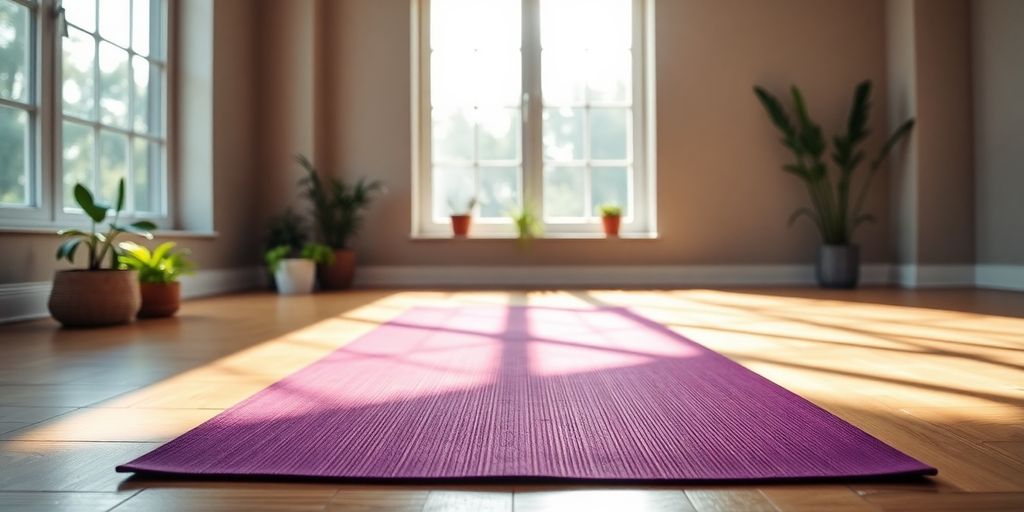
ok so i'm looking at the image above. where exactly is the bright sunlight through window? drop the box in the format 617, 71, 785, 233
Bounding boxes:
416, 0, 654, 237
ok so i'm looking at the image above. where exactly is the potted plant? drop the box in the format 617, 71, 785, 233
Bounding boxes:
264, 208, 308, 291
510, 204, 543, 249
296, 155, 384, 290
449, 197, 477, 237
598, 204, 622, 237
754, 80, 914, 288
50, 179, 156, 327
117, 241, 196, 318
265, 243, 335, 295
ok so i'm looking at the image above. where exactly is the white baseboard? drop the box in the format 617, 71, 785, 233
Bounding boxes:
178, 266, 265, 299
895, 264, 976, 288
976, 264, 1024, 292
0, 282, 51, 324
4, 263, 1020, 324
355, 264, 895, 288
0, 266, 264, 324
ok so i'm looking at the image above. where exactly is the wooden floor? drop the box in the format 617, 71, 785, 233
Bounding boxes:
0, 288, 1022, 511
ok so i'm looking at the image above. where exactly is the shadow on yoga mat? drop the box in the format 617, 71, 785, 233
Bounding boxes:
118, 306, 936, 482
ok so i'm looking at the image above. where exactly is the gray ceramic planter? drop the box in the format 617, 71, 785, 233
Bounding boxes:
816, 245, 860, 289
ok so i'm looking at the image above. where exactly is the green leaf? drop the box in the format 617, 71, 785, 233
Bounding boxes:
73, 184, 107, 223
150, 241, 176, 264
115, 178, 126, 213
114, 222, 155, 239
57, 229, 87, 237
871, 119, 915, 170
56, 238, 83, 262
787, 207, 822, 229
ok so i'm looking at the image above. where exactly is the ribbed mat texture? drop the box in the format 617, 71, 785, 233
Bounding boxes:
118, 306, 936, 482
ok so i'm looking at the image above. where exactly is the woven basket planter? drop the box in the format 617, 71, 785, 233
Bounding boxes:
48, 270, 141, 327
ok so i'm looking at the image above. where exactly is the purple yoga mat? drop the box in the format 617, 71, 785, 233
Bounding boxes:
118, 306, 935, 482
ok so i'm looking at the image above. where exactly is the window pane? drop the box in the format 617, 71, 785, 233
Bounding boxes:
475, 51, 520, 107
0, 106, 28, 205
543, 166, 584, 218
541, 50, 585, 106
540, 0, 631, 50
431, 0, 520, 50
63, 27, 96, 120
588, 51, 631, 104
98, 0, 131, 48
98, 130, 128, 204
63, 0, 96, 33
477, 108, 519, 162
479, 167, 519, 218
589, 108, 629, 160
62, 121, 94, 208
0, 0, 30, 103
430, 51, 475, 108
432, 107, 474, 163
99, 42, 129, 127
591, 166, 629, 217
133, 56, 162, 134
132, 137, 149, 210
432, 166, 475, 219
132, 0, 150, 55
543, 107, 584, 162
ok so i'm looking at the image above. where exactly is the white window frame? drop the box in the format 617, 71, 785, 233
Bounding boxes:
412, 0, 657, 238
0, 0, 51, 224
0, 0, 173, 230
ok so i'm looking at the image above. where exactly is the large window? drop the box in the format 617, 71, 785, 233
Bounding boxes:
0, 0, 168, 226
415, 0, 654, 237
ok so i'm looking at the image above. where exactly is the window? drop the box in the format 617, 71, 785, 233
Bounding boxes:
0, 0, 169, 227
0, 0, 36, 208
415, 0, 655, 237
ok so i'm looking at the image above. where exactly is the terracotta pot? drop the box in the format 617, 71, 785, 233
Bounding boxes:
139, 282, 181, 318
601, 215, 621, 237
48, 270, 140, 327
318, 249, 356, 290
450, 215, 472, 237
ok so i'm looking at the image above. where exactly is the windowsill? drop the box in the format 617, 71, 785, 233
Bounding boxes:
410, 232, 659, 241
0, 225, 219, 239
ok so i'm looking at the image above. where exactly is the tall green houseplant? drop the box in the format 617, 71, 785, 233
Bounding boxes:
753, 80, 914, 287
295, 155, 384, 289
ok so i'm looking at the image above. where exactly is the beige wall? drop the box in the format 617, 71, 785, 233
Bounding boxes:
973, 0, 1024, 264
0, 0, 259, 284
3, 0, 992, 285
284, 0, 895, 267
913, 0, 974, 264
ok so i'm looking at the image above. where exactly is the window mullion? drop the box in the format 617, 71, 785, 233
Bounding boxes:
125, 0, 135, 212
90, 24, 100, 195
522, 0, 542, 219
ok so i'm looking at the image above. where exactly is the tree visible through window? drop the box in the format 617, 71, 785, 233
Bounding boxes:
0, 0, 33, 206
62, 0, 166, 215
418, 0, 652, 236
0, 0, 170, 225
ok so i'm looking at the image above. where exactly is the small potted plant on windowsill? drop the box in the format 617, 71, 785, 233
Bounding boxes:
510, 204, 543, 249
50, 179, 156, 327
297, 155, 384, 290
265, 243, 335, 295
449, 197, 477, 237
598, 204, 622, 237
118, 241, 196, 318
